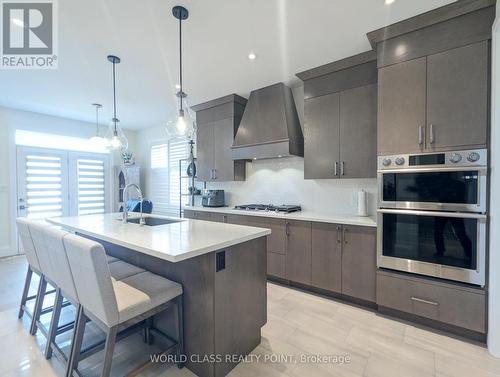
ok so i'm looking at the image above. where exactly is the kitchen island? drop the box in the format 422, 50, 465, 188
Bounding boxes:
48, 213, 271, 377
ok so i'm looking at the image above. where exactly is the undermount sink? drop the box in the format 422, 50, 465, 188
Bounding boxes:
126, 217, 181, 226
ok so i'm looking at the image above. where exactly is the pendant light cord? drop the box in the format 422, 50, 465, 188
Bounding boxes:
95, 105, 99, 136
179, 15, 183, 112
112, 60, 117, 131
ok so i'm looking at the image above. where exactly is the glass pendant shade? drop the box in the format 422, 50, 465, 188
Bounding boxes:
105, 119, 128, 151
165, 107, 196, 139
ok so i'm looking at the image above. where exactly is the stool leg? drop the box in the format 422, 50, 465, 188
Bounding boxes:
18, 266, 33, 319
30, 275, 47, 335
101, 326, 118, 377
144, 317, 153, 345
65, 305, 85, 377
176, 295, 184, 369
45, 287, 63, 359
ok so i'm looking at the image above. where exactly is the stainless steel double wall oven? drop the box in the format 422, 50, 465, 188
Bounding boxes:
377, 149, 488, 286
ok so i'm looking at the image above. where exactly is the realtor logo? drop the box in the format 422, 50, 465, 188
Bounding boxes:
1, 0, 58, 69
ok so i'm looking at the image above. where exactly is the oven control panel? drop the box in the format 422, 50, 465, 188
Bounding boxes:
378, 149, 487, 170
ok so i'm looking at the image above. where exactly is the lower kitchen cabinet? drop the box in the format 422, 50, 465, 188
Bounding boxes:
210, 212, 229, 223
310, 223, 376, 302
377, 270, 486, 333
183, 209, 212, 221
285, 220, 312, 285
341, 225, 377, 302
267, 252, 286, 279
311, 223, 342, 293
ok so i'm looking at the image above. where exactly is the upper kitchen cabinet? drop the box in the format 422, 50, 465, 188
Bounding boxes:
297, 51, 377, 179
426, 42, 489, 150
377, 58, 427, 155
191, 94, 247, 182
368, 1, 495, 155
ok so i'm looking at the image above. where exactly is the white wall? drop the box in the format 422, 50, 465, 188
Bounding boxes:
206, 157, 377, 215
488, 2, 500, 358
0, 106, 137, 256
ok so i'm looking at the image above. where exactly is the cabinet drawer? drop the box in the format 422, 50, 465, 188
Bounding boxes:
377, 272, 486, 333
267, 252, 286, 279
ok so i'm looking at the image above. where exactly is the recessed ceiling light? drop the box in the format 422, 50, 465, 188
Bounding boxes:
248, 52, 257, 60
385, 0, 395, 4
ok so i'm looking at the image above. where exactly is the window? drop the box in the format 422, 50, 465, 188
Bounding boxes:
17, 146, 110, 220
150, 138, 189, 216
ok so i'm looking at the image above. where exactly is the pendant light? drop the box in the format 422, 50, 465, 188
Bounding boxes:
89, 103, 108, 147
166, 6, 195, 138
105, 55, 128, 151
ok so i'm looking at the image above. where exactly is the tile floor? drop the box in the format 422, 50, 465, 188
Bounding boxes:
1, 255, 499, 377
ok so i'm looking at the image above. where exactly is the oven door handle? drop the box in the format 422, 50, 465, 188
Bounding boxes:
377, 208, 487, 219
377, 166, 487, 174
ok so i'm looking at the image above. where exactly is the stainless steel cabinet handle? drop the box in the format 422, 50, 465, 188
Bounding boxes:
334, 162, 339, 176
429, 124, 435, 144
222, 215, 227, 223
213, 169, 217, 179
341, 161, 345, 176
411, 297, 438, 306
418, 126, 424, 145
285, 222, 290, 236
343, 227, 348, 244
336, 225, 341, 243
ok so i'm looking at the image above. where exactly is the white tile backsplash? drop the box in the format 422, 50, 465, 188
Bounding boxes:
206, 157, 377, 216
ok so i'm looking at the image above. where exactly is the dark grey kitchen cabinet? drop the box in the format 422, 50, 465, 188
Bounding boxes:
210, 212, 229, 223
377, 270, 486, 333
300, 52, 377, 180
377, 43, 489, 155
377, 57, 427, 155
196, 122, 215, 181
192, 94, 247, 182
285, 220, 312, 285
426, 41, 489, 150
311, 223, 342, 293
183, 209, 212, 221
340, 84, 377, 178
341, 225, 376, 302
304, 85, 377, 179
304, 92, 340, 179
267, 252, 286, 280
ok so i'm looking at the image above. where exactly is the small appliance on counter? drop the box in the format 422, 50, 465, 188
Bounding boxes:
202, 190, 225, 207
234, 204, 302, 213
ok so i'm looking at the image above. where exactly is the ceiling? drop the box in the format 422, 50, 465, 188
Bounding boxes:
0, 0, 455, 130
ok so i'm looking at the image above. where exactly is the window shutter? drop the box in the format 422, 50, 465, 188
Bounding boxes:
149, 139, 189, 216
24, 154, 65, 219
77, 158, 106, 215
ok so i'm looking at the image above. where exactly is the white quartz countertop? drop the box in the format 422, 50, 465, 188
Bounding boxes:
47, 213, 271, 263
184, 206, 377, 227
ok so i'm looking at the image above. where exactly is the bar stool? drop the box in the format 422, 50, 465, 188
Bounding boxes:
64, 233, 184, 377
16, 218, 47, 330
41, 226, 81, 362
27, 220, 59, 337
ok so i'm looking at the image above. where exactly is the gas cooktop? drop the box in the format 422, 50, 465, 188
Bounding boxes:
234, 204, 302, 213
